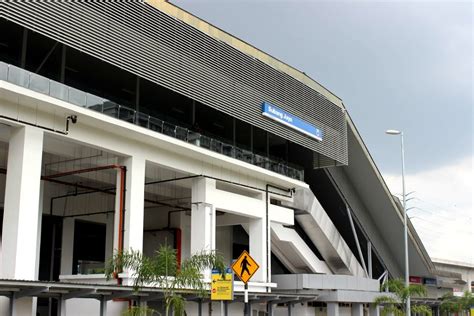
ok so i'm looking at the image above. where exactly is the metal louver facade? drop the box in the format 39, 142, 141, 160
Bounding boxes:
0, 1, 348, 166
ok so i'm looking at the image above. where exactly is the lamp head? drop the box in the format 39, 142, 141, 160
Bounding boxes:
385, 129, 401, 135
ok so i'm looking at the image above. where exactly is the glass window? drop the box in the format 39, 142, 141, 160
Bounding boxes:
65, 49, 136, 108
0, 19, 23, 66
195, 102, 233, 143
25, 30, 61, 81
235, 119, 251, 151
269, 133, 288, 163
73, 220, 106, 275
252, 126, 267, 156
140, 78, 193, 127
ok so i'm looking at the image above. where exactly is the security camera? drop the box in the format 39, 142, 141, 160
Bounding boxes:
69, 115, 78, 124
65, 115, 78, 133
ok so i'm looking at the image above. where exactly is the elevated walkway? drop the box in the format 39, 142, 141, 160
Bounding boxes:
273, 274, 382, 304
271, 223, 332, 274
283, 188, 366, 277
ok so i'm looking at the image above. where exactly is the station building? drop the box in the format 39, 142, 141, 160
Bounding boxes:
0, 1, 465, 315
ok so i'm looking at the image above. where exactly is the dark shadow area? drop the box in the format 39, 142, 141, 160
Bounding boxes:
306, 169, 386, 278
0, 18, 23, 66
72, 220, 106, 275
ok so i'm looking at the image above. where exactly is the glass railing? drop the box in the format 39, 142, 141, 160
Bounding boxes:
0, 62, 304, 181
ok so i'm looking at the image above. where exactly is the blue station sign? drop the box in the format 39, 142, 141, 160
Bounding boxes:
261, 102, 323, 141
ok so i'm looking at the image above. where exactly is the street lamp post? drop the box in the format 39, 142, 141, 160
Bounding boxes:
386, 129, 410, 316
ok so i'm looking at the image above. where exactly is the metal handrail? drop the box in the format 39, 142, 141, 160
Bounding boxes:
0, 62, 304, 181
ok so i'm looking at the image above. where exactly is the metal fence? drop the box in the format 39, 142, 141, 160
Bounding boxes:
0, 62, 304, 181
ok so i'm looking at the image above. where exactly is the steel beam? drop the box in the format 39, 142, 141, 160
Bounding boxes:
347, 205, 369, 277
63, 289, 96, 300
15, 287, 49, 299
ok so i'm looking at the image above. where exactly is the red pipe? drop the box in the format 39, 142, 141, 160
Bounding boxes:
43, 164, 125, 179
118, 167, 126, 258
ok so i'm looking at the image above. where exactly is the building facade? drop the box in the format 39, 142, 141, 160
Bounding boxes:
0, 1, 461, 315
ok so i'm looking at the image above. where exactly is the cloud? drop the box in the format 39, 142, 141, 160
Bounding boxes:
383, 155, 474, 264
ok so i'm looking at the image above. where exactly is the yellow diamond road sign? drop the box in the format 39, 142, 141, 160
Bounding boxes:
231, 250, 259, 284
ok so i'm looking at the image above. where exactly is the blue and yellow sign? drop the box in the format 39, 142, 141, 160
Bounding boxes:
211, 268, 233, 301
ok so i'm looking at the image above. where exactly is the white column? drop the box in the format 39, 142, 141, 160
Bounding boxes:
466, 275, 472, 293
1, 126, 44, 278
190, 177, 216, 254
105, 212, 114, 263
180, 211, 191, 262
112, 169, 122, 253
190, 178, 216, 280
249, 217, 266, 282
190, 202, 216, 253
122, 155, 146, 253
369, 304, 380, 316
327, 303, 339, 316
0, 126, 43, 316
60, 218, 75, 275
35, 182, 45, 279
57, 296, 66, 316
352, 303, 363, 316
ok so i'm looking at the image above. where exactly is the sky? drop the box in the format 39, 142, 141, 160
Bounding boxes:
172, 0, 473, 264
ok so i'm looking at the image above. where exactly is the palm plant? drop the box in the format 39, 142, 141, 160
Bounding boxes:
106, 244, 225, 316
374, 278, 432, 316
440, 291, 474, 314
123, 306, 158, 316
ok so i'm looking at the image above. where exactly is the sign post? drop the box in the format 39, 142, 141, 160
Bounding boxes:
232, 250, 260, 316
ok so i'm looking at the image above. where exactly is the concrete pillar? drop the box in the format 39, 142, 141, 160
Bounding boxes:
191, 177, 216, 281
35, 182, 44, 279
1, 126, 44, 278
267, 302, 273, 316
180, 211, 191, 262
369, 304, 380, 316
249, 217, 266, 282
191, 178, 216, 254
105, 212, 114, 262
60, 218, 75, 275
122, 155, 146, 253
327, 303, 339, 316
1, 126, 43, 316
466, 275, 472, 293
190, 202, 215, 253
118, 156, 145, 285
352, 303, 363, 316
57, 296, 66, 316
113, 168, 122, 252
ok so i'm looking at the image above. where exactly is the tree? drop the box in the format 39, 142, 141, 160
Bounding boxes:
440, 291, 474, 314
374, 278, 432, 316
106, 244, 226, 316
